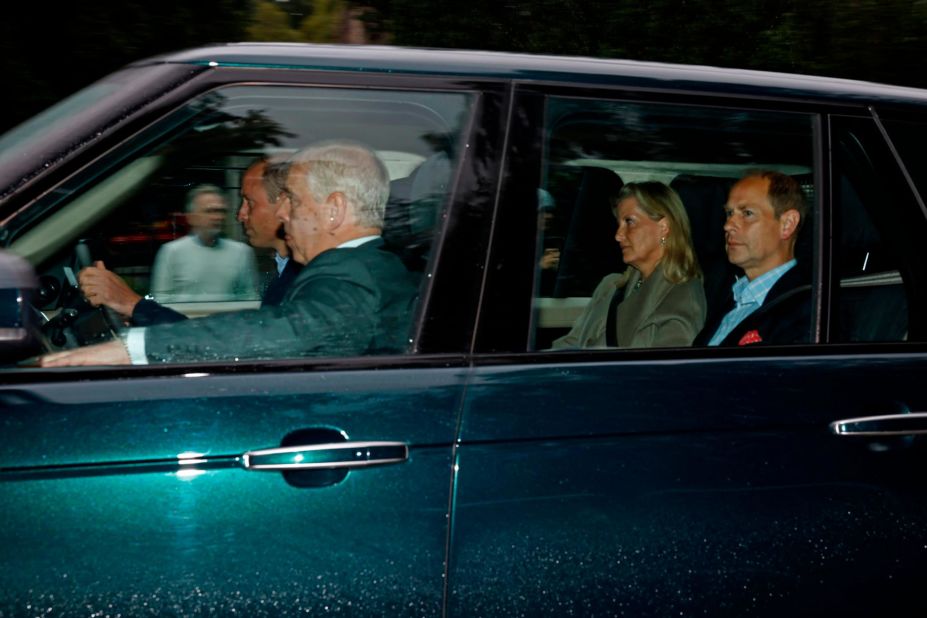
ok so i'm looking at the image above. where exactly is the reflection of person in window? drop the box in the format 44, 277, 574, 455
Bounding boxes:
149, 184, 258, 303
79, 159, 300, 325
41, 141, 419, 366
553, 182, 706, 349
536, 188, 561, 296
696, 171, 810, 346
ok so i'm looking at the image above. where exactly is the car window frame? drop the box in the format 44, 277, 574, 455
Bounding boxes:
474, 81, 839, 360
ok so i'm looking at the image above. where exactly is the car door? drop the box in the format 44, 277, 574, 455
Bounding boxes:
0, 63, 507, 615
447, 85, 927, 616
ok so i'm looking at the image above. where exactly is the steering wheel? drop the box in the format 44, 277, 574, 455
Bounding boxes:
40, 241, 125, 349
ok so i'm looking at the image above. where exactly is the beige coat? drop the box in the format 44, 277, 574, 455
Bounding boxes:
552, 264, 706, 349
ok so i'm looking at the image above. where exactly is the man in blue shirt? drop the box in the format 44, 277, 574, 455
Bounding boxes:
697, 170, 812, 346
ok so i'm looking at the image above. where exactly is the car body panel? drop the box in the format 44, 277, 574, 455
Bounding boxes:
450, 352, 927, 616
0, 364, 468, 615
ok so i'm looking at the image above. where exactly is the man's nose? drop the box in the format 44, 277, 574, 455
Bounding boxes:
275, 200, 289, 222
237, 202, 247, 222
614, 226, 624, 242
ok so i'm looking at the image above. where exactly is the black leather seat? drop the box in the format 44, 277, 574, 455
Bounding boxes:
552, 166, 624, 298
670, 174, 738, 319
383, 152, 451, 272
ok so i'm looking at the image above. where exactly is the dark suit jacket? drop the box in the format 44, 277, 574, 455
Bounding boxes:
261, 258, 303, 306
695, 263, 812, 347
132, 258, 303, 326
141, 239, 419, 363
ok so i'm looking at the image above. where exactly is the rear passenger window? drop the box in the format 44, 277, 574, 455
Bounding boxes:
532, 97, 816, 350
882, 117, 927, 203
830, 115, 927, 343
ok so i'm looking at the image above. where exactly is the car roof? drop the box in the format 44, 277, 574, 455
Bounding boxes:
142, 43, 927, 108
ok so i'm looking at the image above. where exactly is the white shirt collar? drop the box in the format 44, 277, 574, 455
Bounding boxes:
337, 235, 380, 249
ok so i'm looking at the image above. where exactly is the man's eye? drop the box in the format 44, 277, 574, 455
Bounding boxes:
744, 210, 754, 217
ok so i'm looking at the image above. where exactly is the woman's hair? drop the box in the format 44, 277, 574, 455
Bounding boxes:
614, 181, 702, 283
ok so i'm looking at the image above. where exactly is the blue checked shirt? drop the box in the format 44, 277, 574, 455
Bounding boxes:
708, 259, 797, 346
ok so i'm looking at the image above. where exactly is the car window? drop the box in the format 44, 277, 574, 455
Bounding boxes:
3, 84, 474, 365
531, 96, 816, 351
830, 114, 927, 343
881, 116, 927, 204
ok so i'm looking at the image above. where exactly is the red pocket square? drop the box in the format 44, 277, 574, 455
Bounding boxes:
738, 330, 763, 345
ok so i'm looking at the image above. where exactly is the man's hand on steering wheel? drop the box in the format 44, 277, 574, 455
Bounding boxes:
79, 261, 142, 320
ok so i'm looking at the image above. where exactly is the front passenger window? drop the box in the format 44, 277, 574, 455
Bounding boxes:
3, 85, 475, 365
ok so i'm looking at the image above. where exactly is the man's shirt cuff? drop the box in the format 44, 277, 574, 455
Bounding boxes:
124, 328, 149, 365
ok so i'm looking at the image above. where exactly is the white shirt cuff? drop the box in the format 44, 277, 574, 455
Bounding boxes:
124, 328, 149, 365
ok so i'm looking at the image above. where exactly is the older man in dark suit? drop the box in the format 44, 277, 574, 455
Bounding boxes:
42, 141, 420, 366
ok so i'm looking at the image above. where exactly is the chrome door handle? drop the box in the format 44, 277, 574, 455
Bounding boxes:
241, 441, 408, 471
830, 412, 927, 436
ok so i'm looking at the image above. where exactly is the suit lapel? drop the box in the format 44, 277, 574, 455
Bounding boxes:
615, 266, 673, 347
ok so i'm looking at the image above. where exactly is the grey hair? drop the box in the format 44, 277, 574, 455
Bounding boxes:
185, 184, 226, 213
289, 140, 390, 228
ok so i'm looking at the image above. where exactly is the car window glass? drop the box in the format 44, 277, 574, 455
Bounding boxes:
830, 115, 927, 343
3, 84, 474, 366
532, 97, 816, 351
882, 117, 927, 205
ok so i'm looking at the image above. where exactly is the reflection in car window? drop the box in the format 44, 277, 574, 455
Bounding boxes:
4, 85, 474, 365
532, 97, 816, 351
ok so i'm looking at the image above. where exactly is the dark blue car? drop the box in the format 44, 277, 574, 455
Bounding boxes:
1, 44, 926, 616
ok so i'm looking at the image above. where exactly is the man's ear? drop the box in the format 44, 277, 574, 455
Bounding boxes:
779, 209, 800, 240
325, 192, 348, 232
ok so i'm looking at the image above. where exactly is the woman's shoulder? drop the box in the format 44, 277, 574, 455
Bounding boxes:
657, 275, 707, 315
592, 271, 630, 295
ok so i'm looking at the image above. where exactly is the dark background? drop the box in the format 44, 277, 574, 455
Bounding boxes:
3, 0, 927, 133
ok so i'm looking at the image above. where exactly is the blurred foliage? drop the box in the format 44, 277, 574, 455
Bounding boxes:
357, 0, 927, 88
3, 0, 927, 134
1, 0, 251, 132
246, 0, 346, 42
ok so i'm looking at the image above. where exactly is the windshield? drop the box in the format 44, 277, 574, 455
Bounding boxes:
0, 63, 200, 202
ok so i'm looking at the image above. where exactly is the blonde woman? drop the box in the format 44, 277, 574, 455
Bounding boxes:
553, 181, 706, 349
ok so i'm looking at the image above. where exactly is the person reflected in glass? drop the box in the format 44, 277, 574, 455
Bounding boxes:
78, 158, 299, 325
149, 184, 259, 303
553, 181, 706, 349
41, 140, 420, 366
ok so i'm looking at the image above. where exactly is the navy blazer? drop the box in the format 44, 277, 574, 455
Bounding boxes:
696, 263, 813, 347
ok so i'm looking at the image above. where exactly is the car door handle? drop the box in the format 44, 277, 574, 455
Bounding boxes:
241, 441, 408, 471
830, 412, 927, 436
